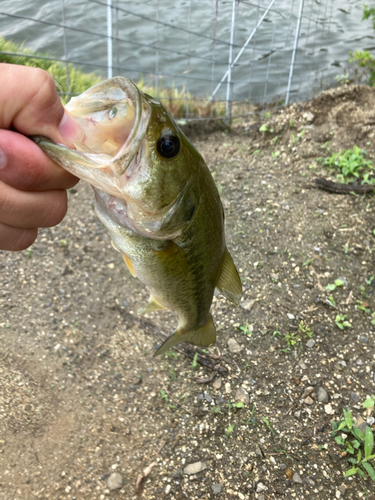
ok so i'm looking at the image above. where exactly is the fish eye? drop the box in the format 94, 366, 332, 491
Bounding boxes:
157, 134, 180, 159
108, 106, 118, 119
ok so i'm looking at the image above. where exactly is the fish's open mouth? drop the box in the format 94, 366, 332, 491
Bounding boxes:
64, 77, 150, 176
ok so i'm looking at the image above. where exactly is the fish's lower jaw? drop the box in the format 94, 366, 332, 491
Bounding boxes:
153, 315, 216, 357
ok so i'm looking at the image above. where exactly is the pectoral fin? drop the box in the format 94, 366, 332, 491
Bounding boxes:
216, 248, 242, 305
153, 314, 216, 357
138, 296, 166, 315
120, 251, 137, 277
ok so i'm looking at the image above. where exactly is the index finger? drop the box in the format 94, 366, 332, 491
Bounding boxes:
0, 63, 83, 146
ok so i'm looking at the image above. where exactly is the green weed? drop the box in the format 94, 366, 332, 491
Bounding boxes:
335, 314, 352, 330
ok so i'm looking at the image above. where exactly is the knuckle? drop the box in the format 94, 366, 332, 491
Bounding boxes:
41, 191, 68, 227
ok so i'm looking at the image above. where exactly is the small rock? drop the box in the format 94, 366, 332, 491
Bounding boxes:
235, 387, 249, 405
302, 386, 315, 398
306, 339, 316, 348
303, 111, 315, 123
325, 403, 335, 415
228, 338, 242, 353
294, 410, 301, 419
304, 476, 315, 487
367, 416, 375, 426
211, 484, 222, 495
338, 484, 347, 497
255, 446, 264, 458
248, 378, 257, 386
270, 273, 279, 281
256, 482, 266, 493
279, 464, 287, 470
287, 313, 295, 320
165, 484, 171, 494
317, 387, 329, 403
350, 392, 359, 403
107, 472, 123, 490
183, 462, 207, 475
304, 396, 314, 405
172, 469, 182, 479
293, 473, 303, 484
355, 416, 368, 435
212, 376, 222, 389
299, 360, 307, 370
285, 467, 293, 480
359, 335, 368, 343
241, 300, 255, 311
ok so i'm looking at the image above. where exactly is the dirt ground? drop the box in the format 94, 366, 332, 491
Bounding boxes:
1, 84, 375, 500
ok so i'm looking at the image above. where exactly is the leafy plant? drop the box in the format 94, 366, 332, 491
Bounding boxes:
316, 146, 374, 185
224, 424, 235, 438
191, 353, 199, 370
363, 395, 375, 409
335, 314, 352, 330
332, 407, 375, 481
326, 279, 345, 291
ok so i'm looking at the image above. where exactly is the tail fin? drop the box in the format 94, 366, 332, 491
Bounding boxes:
153, 314, 216, 357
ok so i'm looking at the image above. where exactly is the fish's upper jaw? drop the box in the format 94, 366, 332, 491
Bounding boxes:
64, 77, 151, 178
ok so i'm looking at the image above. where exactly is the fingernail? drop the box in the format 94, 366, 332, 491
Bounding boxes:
58, 111, 84, 144
0, 146, 7, 169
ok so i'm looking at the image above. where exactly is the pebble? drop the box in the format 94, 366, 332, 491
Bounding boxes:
350, 392, 359, 403
287, 313, 295, 320
183, 462, 207, 475
304, 477, 315, 487
293, 473, 303, 484
172, 469, 182, 479
355, 416, 368, 434
324, 403, 335, 415
228, 338, 242, 353
317, 387, 329, 403
212, 376, 222, 389
165, 484, 171, 494
270, 273, 279, 281
107, 472, 123, 490
211, 484, 222, 495
306, 339, 316, 348
303, 111, 315, 123
256, 482, 266, 493
302, 386, 315, 398
338, 484, 347, 497
359, 335, 368, 343
294, 410, 301, 419
304, 396, 314, 405
240, 300, 255, 311
235, 387, 249, 405
299, 360, 307, 370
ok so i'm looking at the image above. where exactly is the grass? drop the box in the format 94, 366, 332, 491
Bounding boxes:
272, 321, 313, 354
316, 146, 375, 186
0, 36, 226, 119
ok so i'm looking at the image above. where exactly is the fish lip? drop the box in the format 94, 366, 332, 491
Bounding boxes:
65, 76, 151, 178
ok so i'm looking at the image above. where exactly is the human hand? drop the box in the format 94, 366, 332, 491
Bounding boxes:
0, 63, 83, 251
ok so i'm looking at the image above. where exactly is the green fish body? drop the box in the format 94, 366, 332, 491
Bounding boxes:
34, 77, 242, 355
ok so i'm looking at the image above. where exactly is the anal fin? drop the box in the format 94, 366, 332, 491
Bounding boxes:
216, 248, 242, 305
138, 296, 166, 315
153, 314, 216, 357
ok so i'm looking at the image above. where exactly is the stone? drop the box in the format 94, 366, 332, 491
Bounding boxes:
338, 484, 347, 497
287, 313, 295, 320
270, 273, 279, 281
241, 300, 255, 311
107, 472, 123, 490
304, 476, 315, 486
350, 392, 359, 403
303, 111, 315, 123
304, 396, 314, 405
302, 386, 315, 398
359, 335, 368, 343
306, 339, 316, 348
256, 482, 266, 493
355, 416, 368, 435
293, 473, 303, 484
317, 387, 329, 403
324, 403, 334, 415
294, 410, 302, 419
172, 469, 182, 479
183, 462, 207, 475
235, 387, 249, 405
228, 338, 242, 353
255, 446, 264, 458
299, 360, 307, 370
211, 484, 222, 495
212, 376, 222, 389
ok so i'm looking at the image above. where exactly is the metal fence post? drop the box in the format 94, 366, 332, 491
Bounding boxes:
285, 0, 304, 106
226, 0, 236, 125
107, 0, 113, 79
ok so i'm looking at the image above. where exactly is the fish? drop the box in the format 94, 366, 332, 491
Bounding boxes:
33, 77, 242, 356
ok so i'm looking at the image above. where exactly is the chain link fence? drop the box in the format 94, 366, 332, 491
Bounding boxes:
0, 0, 364, 124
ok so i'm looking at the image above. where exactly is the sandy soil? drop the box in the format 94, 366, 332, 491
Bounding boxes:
1, 83, 375, 500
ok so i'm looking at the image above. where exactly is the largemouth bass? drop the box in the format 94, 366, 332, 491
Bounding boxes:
34, 77, 242, 356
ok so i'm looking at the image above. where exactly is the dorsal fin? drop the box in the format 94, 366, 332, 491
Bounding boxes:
216, 248, 242, 305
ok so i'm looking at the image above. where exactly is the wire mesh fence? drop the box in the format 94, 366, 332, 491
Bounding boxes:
0, 0, 366, 124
